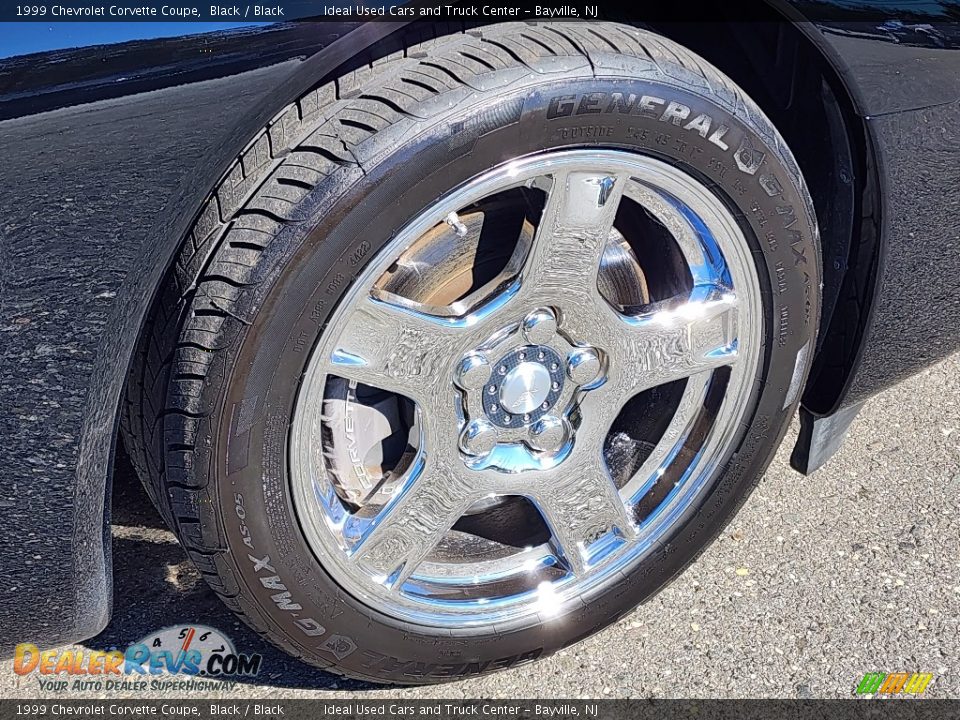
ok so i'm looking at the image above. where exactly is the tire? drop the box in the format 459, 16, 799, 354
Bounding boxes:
121, 21, 820, 685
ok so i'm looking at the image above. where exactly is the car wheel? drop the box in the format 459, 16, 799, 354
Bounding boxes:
122, 21, 820, 684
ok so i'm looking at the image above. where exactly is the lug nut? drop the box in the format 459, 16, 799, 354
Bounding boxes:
456, 353, 490, 390
567, 347, 602, 385
459, 419, 497, 457
522, 307, 558, 345
528, 415, 569, 453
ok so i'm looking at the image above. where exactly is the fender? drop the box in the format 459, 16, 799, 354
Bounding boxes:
86, 20, 408, 644
0, 20, 407, 652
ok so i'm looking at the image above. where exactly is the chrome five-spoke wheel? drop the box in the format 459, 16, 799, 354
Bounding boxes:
290, 149, 762, 625
127, 22, 819, 683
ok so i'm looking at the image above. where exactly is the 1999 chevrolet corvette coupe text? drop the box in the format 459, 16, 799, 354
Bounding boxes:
2, 4, 960, 684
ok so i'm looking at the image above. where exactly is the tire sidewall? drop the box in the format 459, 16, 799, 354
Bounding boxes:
203, 74, 818, 682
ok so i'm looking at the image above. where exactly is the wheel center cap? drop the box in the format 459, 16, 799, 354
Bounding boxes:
500, 362, 551, 415
481, 345, 564, 428
454, 307, 605, 455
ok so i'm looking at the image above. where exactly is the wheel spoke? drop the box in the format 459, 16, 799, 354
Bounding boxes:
325, 294, 460, 404
519, 169, 629, 302
600, 287, 740, 396
350, 456, 479, 589
528, 447, 637, 576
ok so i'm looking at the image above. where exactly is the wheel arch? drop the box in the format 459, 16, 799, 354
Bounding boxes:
636, 17, 879, 419
82, 22, 411, 644
114, 11, 876, 454
110, 11, 877, 578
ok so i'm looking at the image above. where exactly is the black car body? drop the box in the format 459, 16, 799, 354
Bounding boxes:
1, 2, 959, 655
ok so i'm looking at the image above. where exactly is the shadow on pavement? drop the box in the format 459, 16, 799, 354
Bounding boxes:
87, 443, 373, 691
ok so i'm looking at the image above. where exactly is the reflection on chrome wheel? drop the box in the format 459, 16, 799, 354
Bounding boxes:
290, 149, 762, 624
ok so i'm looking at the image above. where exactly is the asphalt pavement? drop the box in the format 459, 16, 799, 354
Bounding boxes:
5, 352, 959, 699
